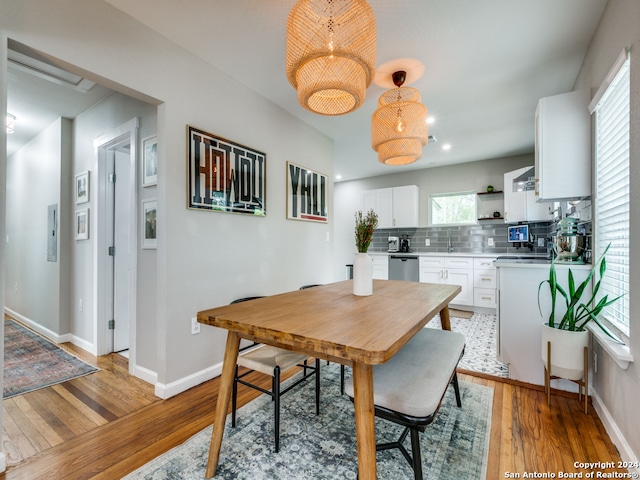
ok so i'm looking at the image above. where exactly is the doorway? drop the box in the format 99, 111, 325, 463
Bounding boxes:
94, 118, 138, 368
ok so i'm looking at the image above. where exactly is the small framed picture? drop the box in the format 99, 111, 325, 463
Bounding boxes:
142, 198, 157, 249
142, 135, 158, 187
75, 171, 89, 204
75, 209, 89, 241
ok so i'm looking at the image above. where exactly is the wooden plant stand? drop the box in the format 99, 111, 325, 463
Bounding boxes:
544, 341, 588, 414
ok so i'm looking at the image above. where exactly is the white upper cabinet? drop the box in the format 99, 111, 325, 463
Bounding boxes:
534, 89, 591, 202
362, 185, 419, 229
504, 167, 551, 223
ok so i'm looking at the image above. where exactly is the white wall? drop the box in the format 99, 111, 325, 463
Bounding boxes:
5, 118, 71, 335
333, 154, 533, 279
573, 0, 640, 465
0, 0, 334, 393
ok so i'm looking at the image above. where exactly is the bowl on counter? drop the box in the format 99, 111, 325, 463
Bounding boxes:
553, 234, 586, 262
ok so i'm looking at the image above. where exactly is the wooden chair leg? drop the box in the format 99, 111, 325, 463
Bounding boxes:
340, 365, 345, 395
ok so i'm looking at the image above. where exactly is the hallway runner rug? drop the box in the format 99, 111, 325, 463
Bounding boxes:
3, 319, 98, 399
124, 362, 493, 480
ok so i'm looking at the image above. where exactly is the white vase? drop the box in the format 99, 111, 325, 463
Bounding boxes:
353, 252, 373, 296
541, 324, 589, 381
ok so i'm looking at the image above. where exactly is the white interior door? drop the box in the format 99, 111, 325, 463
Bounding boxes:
113, 148, 131, 352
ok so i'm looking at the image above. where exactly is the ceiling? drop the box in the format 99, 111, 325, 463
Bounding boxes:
7, 0, 608, 182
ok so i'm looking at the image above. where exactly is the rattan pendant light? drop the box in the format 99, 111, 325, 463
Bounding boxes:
372, 71, 429, 165
286, 0, 376, 116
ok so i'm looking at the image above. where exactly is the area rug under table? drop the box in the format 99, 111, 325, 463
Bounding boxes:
125, 362, 493, 480
3, 319, 98, 399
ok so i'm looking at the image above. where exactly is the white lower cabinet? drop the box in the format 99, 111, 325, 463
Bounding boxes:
419, 256, 497, 309
369, 254, 389, 280
473, 257, 497, 309
419, 256, 473, 307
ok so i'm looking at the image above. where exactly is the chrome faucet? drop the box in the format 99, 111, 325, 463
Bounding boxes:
447, 229, 454, 253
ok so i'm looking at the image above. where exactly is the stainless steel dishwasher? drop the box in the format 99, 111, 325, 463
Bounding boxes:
388, 255, 419, 281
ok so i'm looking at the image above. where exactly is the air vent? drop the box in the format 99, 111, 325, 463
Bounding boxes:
8, 40, 96, 93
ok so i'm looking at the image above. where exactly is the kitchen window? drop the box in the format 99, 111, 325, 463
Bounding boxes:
590, 49, 630, 337
429, 191, 476, 225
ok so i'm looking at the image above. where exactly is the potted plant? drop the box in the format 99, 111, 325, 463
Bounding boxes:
538, 244, 622, 393
353, 209, 378, 296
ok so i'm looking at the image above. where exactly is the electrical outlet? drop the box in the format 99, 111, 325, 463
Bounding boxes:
79, 298, 83, 312
14, 282, 18, 294
538, 237, 545, 247
488, 238, 494, 247
425, 238, 430, 246
191, 317, 201, 335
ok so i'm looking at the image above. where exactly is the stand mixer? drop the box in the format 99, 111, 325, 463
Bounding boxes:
553, 217, 586, 263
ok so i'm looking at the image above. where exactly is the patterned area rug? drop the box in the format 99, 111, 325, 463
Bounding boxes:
3, 320, 98, 399
427, 312, 509, 378
124, 363, 493, 480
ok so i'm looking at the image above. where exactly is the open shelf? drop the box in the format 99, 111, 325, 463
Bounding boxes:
477, 190, 504, 196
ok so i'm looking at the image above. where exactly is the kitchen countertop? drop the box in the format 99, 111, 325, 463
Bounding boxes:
367, 251, 542, 259
494, 257, 591, 268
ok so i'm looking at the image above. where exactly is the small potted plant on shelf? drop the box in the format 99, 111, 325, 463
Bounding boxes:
537, 244, 623, 410
353, 209, 378, 296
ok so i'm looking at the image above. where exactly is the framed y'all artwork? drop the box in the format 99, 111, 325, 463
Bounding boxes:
75, 209, 89, 240
142, 198, 157, 249
187, 126, 266, 216
142, 135, 158, 187
75, 171, 89, 204
286, 161, 328, 222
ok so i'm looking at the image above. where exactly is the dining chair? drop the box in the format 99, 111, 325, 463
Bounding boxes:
344, 328, 465, 480
230, 296, 321, 452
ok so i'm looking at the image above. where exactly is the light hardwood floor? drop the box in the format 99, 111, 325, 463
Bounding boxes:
1, 340, 622, 479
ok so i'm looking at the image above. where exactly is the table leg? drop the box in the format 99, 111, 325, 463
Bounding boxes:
205, 331, 240, 478
352, 362, 376, 479
440, 305, 452, 331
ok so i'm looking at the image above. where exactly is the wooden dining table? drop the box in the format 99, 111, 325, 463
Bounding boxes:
197, 279, 461, 479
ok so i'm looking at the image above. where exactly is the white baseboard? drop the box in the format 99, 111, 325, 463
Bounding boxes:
133, 363, 158, 386
0, 451, 6, 473
154, 362, 223, 399
591, 389, 640, 476
4, 307, 97, 354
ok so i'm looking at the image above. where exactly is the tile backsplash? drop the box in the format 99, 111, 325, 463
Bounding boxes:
369, 222, 553, 256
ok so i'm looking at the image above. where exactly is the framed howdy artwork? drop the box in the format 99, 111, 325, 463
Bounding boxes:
187, 126, 266, 216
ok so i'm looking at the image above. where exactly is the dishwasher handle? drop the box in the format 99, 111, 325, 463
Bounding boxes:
390, 255, 418, 261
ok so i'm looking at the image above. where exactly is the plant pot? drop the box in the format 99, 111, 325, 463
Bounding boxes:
353, 252, 373, 296
541, 324, 589, 381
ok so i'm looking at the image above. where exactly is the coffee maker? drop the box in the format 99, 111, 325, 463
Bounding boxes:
388, 236, 399, 252
399, 235, 411, 253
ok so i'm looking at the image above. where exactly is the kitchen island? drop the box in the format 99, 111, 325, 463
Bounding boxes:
495, 258, 591, 391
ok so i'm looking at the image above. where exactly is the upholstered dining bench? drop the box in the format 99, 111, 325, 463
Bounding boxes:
344, 327, 465, 480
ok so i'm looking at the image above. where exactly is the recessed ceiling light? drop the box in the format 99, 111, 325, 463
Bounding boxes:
335, 174, 342, 180
426, 116, 435, 124
442, 143, 451, 151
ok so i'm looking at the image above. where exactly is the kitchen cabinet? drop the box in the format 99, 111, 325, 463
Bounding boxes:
534, 89, 591, 202
419, 256, 474, 306
369, 253, 389, 280
473, 257, 497, 309
504, 166, 551, 223
362, 185, 419, 229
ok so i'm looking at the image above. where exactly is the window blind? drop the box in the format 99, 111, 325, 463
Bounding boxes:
592, 55, 630, 335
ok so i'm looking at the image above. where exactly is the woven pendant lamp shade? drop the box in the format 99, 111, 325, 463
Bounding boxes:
286, 0, 376, 116
372, 86, 429, 165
